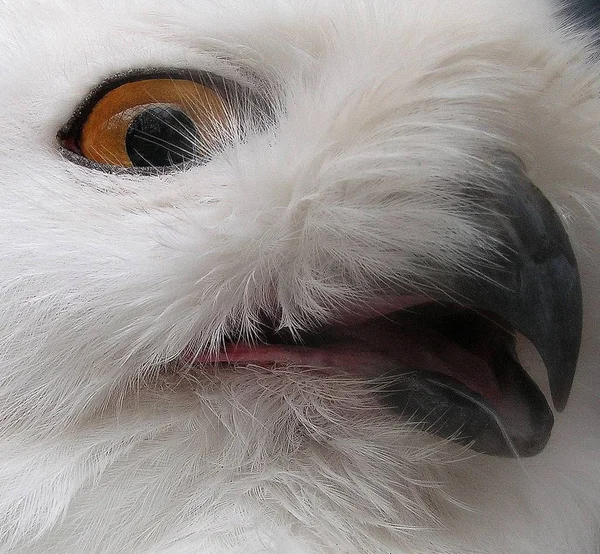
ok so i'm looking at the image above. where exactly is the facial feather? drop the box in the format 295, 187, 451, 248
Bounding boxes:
0, 0, 599, 553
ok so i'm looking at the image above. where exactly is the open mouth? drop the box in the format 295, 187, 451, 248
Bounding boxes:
189, 301, 559, 458
185, 158, 583, 458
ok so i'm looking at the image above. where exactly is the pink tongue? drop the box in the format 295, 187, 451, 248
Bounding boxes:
193, 313, 501, 403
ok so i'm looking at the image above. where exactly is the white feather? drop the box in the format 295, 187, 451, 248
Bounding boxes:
0, 0, 599, 552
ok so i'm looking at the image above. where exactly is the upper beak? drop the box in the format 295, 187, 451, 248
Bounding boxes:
455, 157, 583, 411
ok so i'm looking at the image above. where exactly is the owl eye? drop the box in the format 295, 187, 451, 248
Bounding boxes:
59, 71, 238, 171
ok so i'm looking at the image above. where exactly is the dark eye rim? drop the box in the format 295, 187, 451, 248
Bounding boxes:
57, 67, 270, 175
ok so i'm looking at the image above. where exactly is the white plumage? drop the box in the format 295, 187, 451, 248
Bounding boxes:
0, 0, 599, 552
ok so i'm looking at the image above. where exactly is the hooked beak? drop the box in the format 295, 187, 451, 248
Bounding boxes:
381, 157, 583, 457
457, 158, 582, 412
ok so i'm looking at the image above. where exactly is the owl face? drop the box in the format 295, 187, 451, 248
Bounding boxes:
0, 0, 599, 552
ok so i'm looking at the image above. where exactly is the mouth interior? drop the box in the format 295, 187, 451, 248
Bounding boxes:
199, 303, 509, 401
190, 300, 554, 457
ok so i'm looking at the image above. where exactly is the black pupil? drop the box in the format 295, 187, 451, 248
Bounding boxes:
125, 104, 199, 167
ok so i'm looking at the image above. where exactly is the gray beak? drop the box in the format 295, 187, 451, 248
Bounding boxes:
457, 158, 582, 412
380, 157, 584, 457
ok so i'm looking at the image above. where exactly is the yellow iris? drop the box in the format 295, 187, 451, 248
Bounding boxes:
77, 79, 228, 167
